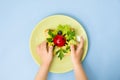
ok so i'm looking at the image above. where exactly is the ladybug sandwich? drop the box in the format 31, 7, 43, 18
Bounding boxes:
45, 25, 77, 60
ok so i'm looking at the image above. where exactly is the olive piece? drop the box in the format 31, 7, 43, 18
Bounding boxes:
57, 30, 62, 35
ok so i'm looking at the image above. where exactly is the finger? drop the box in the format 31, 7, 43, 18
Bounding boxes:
76, 36, 84, 53
42, 41, 47, 51
48, 46, 53, 55
70, 44, 75, 54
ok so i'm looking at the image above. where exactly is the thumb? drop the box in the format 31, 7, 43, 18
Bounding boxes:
77, 36, 84, 51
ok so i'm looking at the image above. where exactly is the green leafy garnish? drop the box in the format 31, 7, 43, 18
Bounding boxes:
56, 48, 67, 60
66, 45, 70, 51
48, 30, 55, 38
57, 25, 71, 35
47, 38, 53, 42
66, 30, 75, 41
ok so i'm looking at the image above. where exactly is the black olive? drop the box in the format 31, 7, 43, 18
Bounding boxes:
57, 30, 62, 35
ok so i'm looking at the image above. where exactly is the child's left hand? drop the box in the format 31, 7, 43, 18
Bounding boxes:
36, 41, 53, 66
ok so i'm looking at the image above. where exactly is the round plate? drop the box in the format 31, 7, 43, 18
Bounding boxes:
30, 15, 88, 73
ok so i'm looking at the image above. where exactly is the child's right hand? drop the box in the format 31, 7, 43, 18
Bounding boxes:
70, 36, 84, 65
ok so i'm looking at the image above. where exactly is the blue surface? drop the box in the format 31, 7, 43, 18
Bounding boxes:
0, 0, 120, 80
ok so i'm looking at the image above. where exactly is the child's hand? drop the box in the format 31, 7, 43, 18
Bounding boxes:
36, 41, 53, 66
35, 41, 53, 80
70, 36, 84, 65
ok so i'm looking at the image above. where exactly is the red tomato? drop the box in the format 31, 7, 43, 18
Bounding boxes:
53, 35, 66, 47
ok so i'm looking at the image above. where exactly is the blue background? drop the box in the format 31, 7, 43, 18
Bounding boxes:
0, 0, 120, 80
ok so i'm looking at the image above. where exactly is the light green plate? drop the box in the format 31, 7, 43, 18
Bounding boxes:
30, 15, 88, 73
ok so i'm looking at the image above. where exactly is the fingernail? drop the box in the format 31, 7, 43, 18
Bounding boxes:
50, 46, 53, 48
